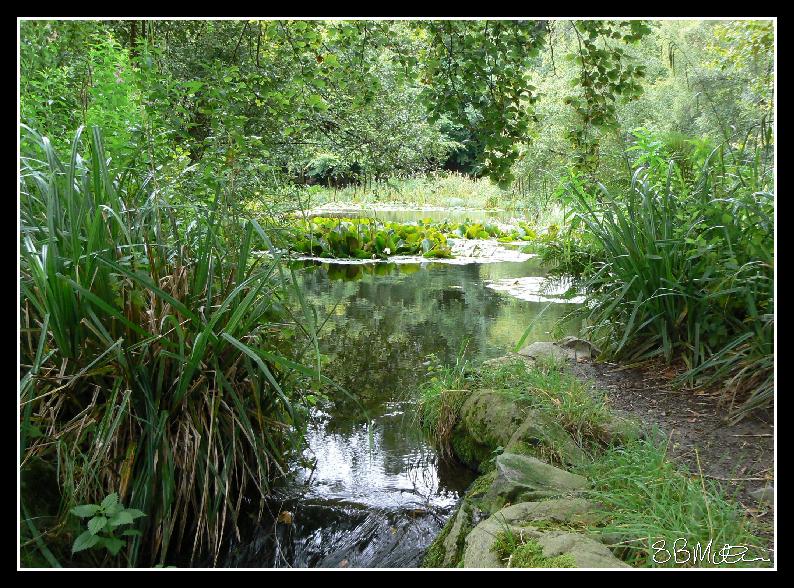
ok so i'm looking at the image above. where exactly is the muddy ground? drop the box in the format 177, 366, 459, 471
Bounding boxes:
571, 357, 774, 555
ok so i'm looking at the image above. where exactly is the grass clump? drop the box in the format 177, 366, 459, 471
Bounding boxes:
476, 356, 615, 452
492, 530, 576, 568
20, 127, 321, 567
417, 353, 470, 458
575, 433, 770, 568
565, 131, 773, 421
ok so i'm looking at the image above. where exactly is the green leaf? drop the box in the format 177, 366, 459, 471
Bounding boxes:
70, 504, 100, 518
100, 536, 126, 556
123, 508, 146, 520
121, 529, 142, 537
88, 516, 108, 535
72, 530, 100, 553
101, 493, 119, 510
109, 511, 134, 527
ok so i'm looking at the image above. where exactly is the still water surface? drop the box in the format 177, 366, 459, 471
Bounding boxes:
222, 250, 580, 567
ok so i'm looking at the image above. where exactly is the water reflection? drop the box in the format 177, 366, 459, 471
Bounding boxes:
222, 256, 580, 568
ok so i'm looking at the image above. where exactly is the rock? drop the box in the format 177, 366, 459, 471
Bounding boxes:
463, 514, 519, 568
533, 531, 630, 568
441, 504, 473, 567
505, 411, 588, 467
750, 485, 774, 506
481, 353, 535, 370
458, 390, 530, 451
489, 498, 597, 526
557, 336, 602, 359
517, 341, 575, 363
483, 453, 588, 510
463, 500, 629, 568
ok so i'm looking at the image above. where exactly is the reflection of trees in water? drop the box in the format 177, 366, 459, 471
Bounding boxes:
295, 260, 580, 422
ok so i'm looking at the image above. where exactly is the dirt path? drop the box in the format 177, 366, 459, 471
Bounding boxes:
571, 358, 774, 552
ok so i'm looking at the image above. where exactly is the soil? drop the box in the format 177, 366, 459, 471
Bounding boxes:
571, 357, 775, 556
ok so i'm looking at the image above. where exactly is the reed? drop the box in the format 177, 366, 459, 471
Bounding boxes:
20, 126, 320, 566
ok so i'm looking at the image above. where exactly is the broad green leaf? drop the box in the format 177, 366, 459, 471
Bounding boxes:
101, 493, 119, 510
70, 504, 100, 518
88, 516, 108, 535
72, 530, 100, 553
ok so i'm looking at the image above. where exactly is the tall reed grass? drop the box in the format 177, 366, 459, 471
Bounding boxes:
568, 137, 773, 421
20, 126, 321, 566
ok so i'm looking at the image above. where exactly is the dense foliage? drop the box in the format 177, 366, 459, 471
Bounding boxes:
19, 18, 774, 568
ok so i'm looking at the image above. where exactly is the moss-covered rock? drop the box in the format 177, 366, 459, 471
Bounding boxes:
505, 411, 589, 467
458, 389, 530, 450
483, 453, 588, 510
517, 341, 576, 363
463, 499, 630, 568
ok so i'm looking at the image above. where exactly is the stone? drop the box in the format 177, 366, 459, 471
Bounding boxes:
557, 336, 602, 359
505, 411, 589, 467
441, 506, 471, 567
481, 353, 535, 370
533, 531, 631, 568
463, 500, 629, 568
458, 390, 530, 450
517, 341, 575, 363
483, 453, 588, 510
750, 485, 774, 506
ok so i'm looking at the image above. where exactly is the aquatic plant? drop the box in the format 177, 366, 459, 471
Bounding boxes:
287, 216, 453, 259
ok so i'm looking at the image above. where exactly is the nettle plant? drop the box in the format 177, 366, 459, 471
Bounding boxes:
70, 493, 145, 556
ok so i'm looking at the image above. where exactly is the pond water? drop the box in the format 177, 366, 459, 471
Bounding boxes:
221, 237, 581, 568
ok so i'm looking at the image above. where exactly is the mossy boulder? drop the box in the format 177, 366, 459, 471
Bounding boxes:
505, 411, 588, 467
449, 390, 529, 468
482, 453, 588, 510
481, 353, 536, 370
459, 389, 530, 448
556, 336, 601, 359
463, 499, 630, 568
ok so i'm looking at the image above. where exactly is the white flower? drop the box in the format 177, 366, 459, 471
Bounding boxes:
384, 247, 391, 255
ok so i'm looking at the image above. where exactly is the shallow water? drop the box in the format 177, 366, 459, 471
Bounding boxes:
222, 245, 580, 568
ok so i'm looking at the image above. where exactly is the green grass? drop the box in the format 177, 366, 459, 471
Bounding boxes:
19, 126, 321, 567
575, 433, 771, 568
419, 354, 768, 568
474, 356, 616, 452
306, 171, 517, 210
417, 352, 470, 458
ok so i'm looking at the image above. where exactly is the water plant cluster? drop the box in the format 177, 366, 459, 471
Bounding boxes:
284, 216, 561, 260
286, 217, 453, 259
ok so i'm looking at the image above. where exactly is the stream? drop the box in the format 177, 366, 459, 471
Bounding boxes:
221, 216, 582, 568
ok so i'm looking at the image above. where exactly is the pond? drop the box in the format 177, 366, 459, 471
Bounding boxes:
220, 238, 581, 568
